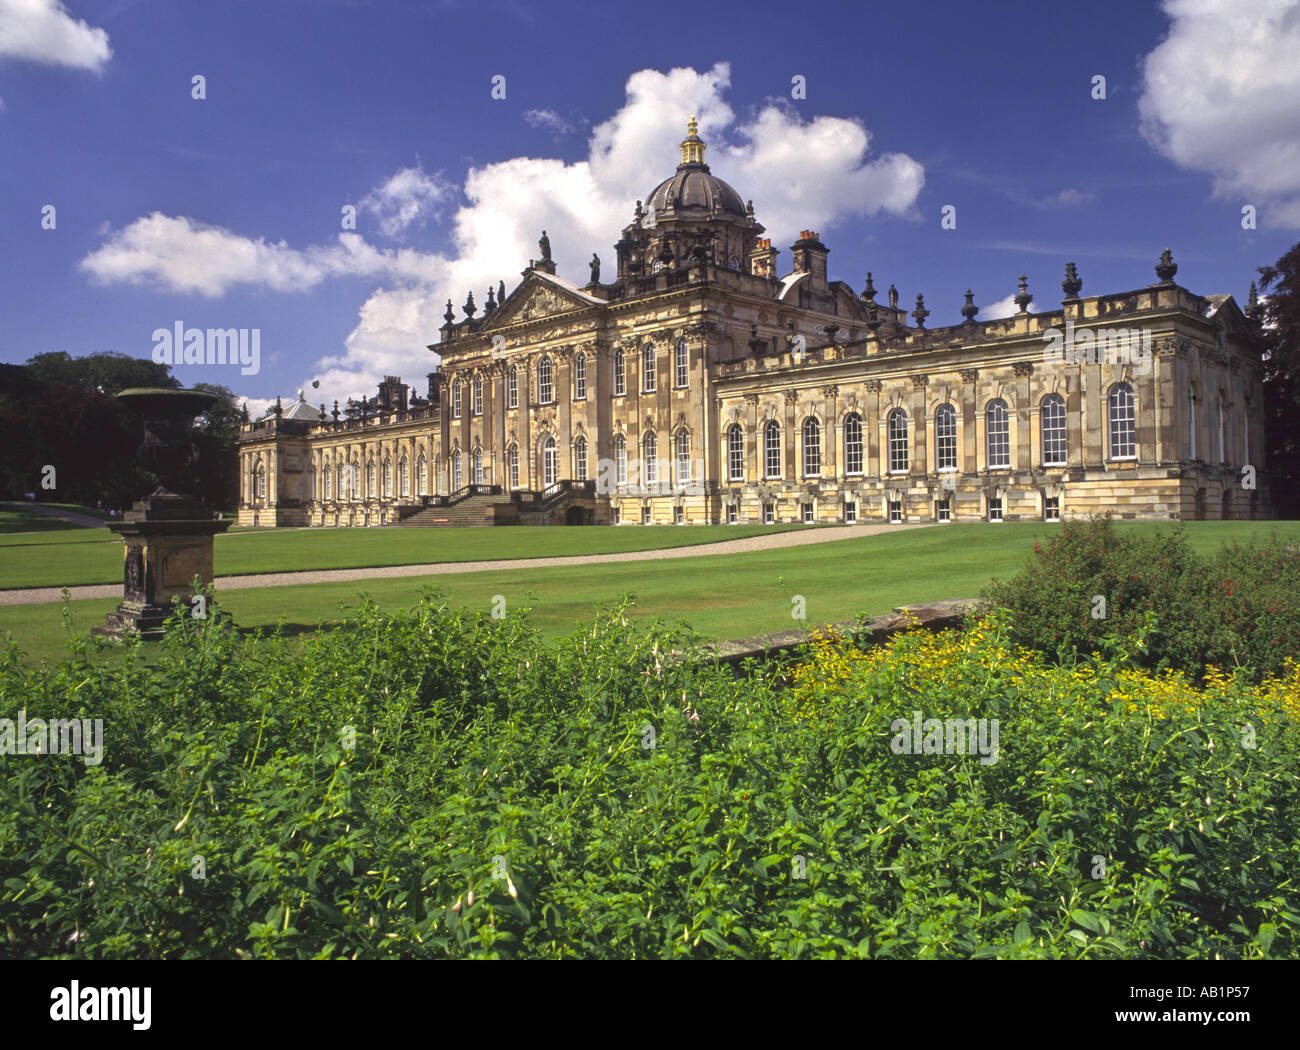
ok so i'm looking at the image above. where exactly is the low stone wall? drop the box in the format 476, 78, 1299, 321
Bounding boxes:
708, 598, 987, 666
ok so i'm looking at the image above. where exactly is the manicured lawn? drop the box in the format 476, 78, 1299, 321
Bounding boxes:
3, 520, 1296, 665
0, 522, 809, 590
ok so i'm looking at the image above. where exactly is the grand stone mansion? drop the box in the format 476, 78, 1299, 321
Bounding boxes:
237, 119, 1272, 527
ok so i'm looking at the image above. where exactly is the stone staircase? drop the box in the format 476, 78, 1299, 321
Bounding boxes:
393, 492, 507, 526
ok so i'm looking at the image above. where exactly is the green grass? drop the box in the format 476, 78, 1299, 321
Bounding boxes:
3, 520, 1296, 665
0, 522, 809, 589
0, 503, 110, 535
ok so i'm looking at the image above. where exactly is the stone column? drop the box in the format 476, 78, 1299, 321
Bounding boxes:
910, 376, 928, 476
959, 369, 979, 474
822, 385, 839, 476
783, 388, 798, 480
1014, 362, 1033, 469
865, 380, 882, 477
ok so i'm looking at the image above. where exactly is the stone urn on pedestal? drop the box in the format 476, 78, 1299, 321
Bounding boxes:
94, 388, 233, 640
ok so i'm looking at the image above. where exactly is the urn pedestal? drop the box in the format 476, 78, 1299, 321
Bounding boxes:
94, 388, 233, 641
93, 496, 231, 640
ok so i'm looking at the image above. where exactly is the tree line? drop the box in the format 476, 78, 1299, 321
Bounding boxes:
0, 352, 240, 512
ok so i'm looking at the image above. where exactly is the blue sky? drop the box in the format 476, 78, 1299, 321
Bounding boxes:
2, 0, 1298, 414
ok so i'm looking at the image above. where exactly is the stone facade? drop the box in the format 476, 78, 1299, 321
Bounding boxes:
238, 121, 1272, 527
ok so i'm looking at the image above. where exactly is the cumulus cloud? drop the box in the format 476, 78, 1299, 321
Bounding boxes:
81, 62, 925, 403
80, 213, 446, 296
523, 108, 578, 135
359, 165, 455, 238
0, 0, 111, 72
1139, 0, 1300, 227
982, 293, 1040, 319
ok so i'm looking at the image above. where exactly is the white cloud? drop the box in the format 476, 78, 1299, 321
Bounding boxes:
1139, 0, 1300, 227
1041, 187, 1093, 208
0, 0, 111, 72
81, 63, 925, 403
80, 213, 446, 296
982, 293, 1040, 319
523, 108, 577, 135
359, 165, 455, 238
238, 396, 276, 420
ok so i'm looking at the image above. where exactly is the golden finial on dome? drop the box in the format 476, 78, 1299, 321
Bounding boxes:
680, 115, 706, 165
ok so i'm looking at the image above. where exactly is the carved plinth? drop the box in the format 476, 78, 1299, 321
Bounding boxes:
93, 496, 231, 640
94, 387, 233, 641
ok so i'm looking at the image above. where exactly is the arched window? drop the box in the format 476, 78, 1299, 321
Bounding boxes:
538, 357, 554, 405
507, 365, 518, 409
986, 399, 1010, 469
1041, 395, 1067, 467
452, 380, 462, 418
614, 346, 625, 395
1108, 382, 1136, 459
802, 418, 821, 477
1188, 388, 1197, 460
728, 256, 739, 271
323, 462, 332, 499
643, 344, 656, 392
398, 455, 409, 497
844, 413, 863, 475
543, 437, 557, 487
643, 431, 658, 485
935, 404, 957, 471
472, 447, 483, 485
573, 436, 588, 482
507, 445, 519, 489
764, 421, 781, 479
256, 463, 266, 499
887, 409, 908, 473
615, 434, 627, 486
382, 459, 392, 497
574, 352, 587, 400
416, 453, 428, 496
366, 461, 376, 498
674, 430, 690, 484
674, 339, 689, 388
335, 463, 344, 500
727, 424, 744, 481
452, 450, 462, 490
472, 375, 483, 416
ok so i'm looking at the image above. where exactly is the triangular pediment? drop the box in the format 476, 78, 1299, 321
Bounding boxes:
489, 272, 601, 328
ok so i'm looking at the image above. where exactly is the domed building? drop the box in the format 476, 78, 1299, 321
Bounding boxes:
239, 119, 1272, 527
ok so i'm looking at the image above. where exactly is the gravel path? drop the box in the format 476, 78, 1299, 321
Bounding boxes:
2, 502, 107, 529
0, 522, 932, 606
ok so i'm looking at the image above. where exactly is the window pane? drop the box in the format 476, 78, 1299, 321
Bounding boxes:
1109, 383, 1135, 458
936, 405, 957, 470
888, 410, 908, 472
986, 399, 1009, 468
765, 422, 781, 478
844, 414, 863, 474
1041, 395, 1067, 466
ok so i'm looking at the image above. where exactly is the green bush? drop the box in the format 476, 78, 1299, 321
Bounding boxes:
1, 593, 1296, 959
983, 517, 1300, 681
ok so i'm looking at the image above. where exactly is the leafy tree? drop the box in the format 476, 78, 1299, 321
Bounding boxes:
24, 351, 177, 395
1256, 241, 1300, 518
189, 383, 241, 510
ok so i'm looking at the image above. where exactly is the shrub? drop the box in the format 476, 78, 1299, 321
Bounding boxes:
983, 517, 1300, 681
1, 594, 1296, 959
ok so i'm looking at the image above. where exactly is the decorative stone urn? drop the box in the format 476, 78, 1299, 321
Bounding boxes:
94, 388, 233, 640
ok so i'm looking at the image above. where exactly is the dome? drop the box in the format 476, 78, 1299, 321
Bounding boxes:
644, 117, 749, 221
646, 168, 747, 218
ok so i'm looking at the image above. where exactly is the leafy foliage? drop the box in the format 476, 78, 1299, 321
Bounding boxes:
1, 592, 1296, 959
984, 517, 1300, 681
